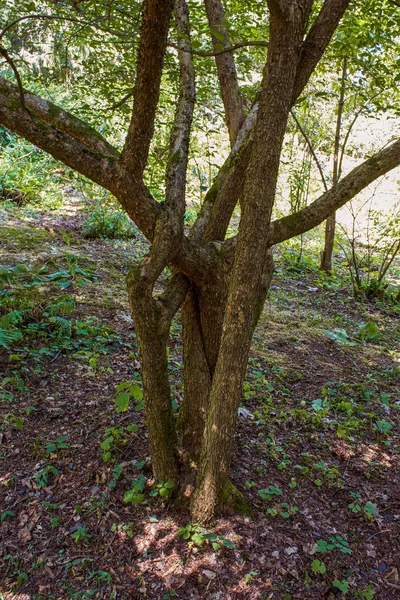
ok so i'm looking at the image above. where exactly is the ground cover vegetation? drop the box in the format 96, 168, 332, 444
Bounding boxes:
0, 0, 400, 598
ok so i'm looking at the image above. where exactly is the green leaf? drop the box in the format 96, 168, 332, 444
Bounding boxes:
100, 436, 114, 451
115, 391, 130, 413
324, 328, 356, 346
212, 542, 221, 551
115, 381, 131, 392
358, 321, 381, 342
311, 559, 326, 574
221, 539, 236, 549
124, 492, 145, 505
130, 384, 143, 401
312, 398, 330, 411
210, 28, 225, 41
45, 442, 57, 455
14, 417, 24, 431
364, 502, 377, 516
191, 533, 206, 546
1, 510, 15, 522
333, 579, 349, 593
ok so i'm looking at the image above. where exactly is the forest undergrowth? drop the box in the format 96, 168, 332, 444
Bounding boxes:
0, 197, 399, 600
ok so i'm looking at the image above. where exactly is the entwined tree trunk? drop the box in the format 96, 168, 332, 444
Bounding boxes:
2, 0, 400, 524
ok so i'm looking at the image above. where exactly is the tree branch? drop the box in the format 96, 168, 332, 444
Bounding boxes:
291, 109, 328, 192
137, 0, 196, 286
0, 13, 132, 42
293, 0, 351, 103
0, 90, 118, 192
267, 138, 400, 246
0, 76, 120, 159
121, 0, 174, 177
204, 0, 244, 146
193, 0, 351, 244
0, 79, 219, 284
169, 39, 268, 57
0, 48, 26, 110
165, 0, 195, 222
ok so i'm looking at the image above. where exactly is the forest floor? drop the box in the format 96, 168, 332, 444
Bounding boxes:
0, 197, 399, 600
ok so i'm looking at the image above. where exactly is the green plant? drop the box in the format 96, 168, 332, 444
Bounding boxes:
45, 435, 69, 456
316, 535, 351, 555
33, 465, 60, 488
363, 502, 377, 520
1, 413, 24, 431
88, 570, 112, 585
374, 419, 393, 436
258, 485, 282, 501
83, 200, 137, 239
71, 525, 91, 543
333, 579, 349, 594
311, 559, 326, 574
4, 554, 28, 590
123, 474, 148, 505
114, 380, 144, 413
358, 585, 375, 599
99, 424, 138, 462
245, 571, 260, 584
1, 510, 15, 522
266, 502, 298, 519
149, 480, 175, 498
177, 523, 236, 551
110, 521, 135, 538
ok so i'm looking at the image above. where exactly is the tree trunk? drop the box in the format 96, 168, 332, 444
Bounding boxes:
321, 56, 348, 272
191, 0, 311, 523
179, 287, 212, 465
127, 267, 179, 483
191, 252, 275, 522
180, 265, 230, 463
320, 211, 336, 271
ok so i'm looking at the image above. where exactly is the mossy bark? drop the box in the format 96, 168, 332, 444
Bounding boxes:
127, 267, 179, 483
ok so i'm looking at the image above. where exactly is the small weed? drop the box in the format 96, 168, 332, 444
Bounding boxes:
311, 559, 326, 574
177, 523, 236, 551
258, 485, 282, 501
114, 380, 144, 413
316, 535, 351, 555
71, 525, 91, 544
45, 435, 69, 456
333, 579, 349, 594
100, 424, 138, 462
33, 465, 60, 488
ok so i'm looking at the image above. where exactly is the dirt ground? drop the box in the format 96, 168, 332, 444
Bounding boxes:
0, 202, 399, 600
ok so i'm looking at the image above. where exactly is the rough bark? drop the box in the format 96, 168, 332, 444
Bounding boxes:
180, 287, 212, 464
191, 0, 313, 523
204, 0, 244, 146
127, 268, 179, 483
124, 0, 196, 486
122, 0, 174, 177
180, 252, 232, 464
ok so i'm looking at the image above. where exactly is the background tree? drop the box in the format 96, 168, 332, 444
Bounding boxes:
1, 0, 400, 524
